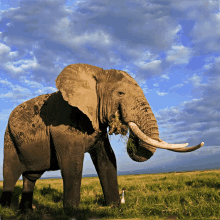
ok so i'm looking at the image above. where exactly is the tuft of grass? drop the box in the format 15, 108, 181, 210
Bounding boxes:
0, 169, 219, 219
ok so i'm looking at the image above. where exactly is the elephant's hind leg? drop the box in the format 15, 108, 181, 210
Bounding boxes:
0, 126, 24, 208
19, 172, 44, 212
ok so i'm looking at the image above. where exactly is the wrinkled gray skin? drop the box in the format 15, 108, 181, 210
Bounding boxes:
0, 64, 193, 212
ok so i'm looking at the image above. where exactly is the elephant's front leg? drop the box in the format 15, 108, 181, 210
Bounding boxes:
89, 136, 120, 206
61, 149, 84, 210
50, 126, 85, 210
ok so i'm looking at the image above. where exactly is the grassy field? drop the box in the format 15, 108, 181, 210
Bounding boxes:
0, 169, 219, 220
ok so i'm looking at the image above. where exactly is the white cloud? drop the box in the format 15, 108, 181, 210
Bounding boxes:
141, 60, 162, 71
0, 78, 12, 86
34, 87, 57, 95
188, 74, 207, 88
161, 74, 169, 80
192, 13, 220, 51
170, 1, 219, 53
0, 92, 14, 98
193, 13, 220, 41
166, 45, 192, 65
153, 83, 159, 87
155, 89, 220, 146
0, 84, 31, 100
134, 50, 162, 76
0, 42, 11, 54
170, 83, 184, 90
171, 0, 217, 13
156, 91, 168, 96
0, 42, 18, 64
180, 98, 202, 106
19, 76, 43, 88
0, 76, 56, 104
49, 13, 113, 47
170, 24, 182, 36
4, 57, 38, 74
203, 63, 213, 69
142, 85, 150, 94
0, 0, 186, 83
134, 50, 161, 69
9, 51, 18, 58
6, 22, 12, 27
0, 42, 39, 76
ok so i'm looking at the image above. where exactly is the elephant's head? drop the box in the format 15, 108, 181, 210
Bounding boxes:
55, 64, 204, 162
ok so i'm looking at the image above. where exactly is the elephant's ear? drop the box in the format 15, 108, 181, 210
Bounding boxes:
55, 64, 103, 131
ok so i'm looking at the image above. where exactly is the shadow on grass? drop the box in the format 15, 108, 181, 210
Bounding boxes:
0, 186, 116, 220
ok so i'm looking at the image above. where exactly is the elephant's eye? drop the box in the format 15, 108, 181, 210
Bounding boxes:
118, 91, 125, 95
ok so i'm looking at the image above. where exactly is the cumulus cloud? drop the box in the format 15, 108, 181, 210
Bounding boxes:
170, 83, 184, 90
0, 42, 18, 63
188, 74, 207, 88
0, 77, 57, 104
0, 0, 219, 149
0, 0, 216, 88
166, 45, 192, 65
134, 50, 163, 77
0, 43, 11, 55
161, 74, 170, 80
4, 57, 39, 75
155, 56, 220, 146
141, 60, 162, 71
0, 42, 40, 79
0, 0, 186, 84
192, 13, 220, 52
171, 0, 220, 53
156, 91, 168, 96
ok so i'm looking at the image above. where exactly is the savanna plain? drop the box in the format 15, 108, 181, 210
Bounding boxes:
0, 169, 219, 220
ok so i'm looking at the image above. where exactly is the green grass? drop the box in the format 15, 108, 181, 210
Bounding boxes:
0, 169, 219, 220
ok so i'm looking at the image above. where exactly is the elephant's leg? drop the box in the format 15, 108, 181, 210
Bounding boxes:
60, 149, 84, 210
19, 172, 44, 212
0, 130, 24, 207
89, 136, 120, 206
50, 125, 85, 210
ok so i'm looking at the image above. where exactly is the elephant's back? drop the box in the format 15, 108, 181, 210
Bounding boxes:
8, 93, 56, 146
9, 93, 51, 126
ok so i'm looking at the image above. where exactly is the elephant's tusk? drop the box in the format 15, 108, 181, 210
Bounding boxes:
128, 122, 204, 152
167, 142, 204, 152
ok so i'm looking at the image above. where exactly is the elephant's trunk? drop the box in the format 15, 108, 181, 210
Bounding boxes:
126, 104, 159, 162
126, 101, 204, 162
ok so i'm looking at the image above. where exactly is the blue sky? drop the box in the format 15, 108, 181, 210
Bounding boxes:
0, 0, 220, 180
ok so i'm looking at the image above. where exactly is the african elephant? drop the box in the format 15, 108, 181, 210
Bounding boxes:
0, 63, 204, 212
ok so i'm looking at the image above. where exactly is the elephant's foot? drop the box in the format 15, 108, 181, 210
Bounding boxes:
19, 191, 34, 213
19, 206, 33, 214
63, 200, 80, 215
105, 197, 121, 207
19, 202, 33, 213
63, 206, 79, 216
0, 191, 13, 207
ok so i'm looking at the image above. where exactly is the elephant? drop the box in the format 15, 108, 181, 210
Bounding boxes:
0, 63, 204, 212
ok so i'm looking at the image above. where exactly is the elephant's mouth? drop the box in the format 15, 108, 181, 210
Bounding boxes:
108, 110, 204, 153
108, 110, 128, 136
